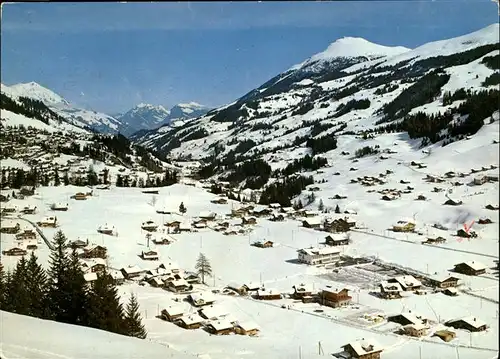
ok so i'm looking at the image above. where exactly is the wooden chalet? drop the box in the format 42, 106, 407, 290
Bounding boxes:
205, 320, 234, 335
37, 216, 57, 228
225, 282, 260, 295
291, 284, 313, 301
20, 205, 37, 214
319, 287, 352, 308
324, 218, 355, 233
252, 240, 273, 248
175, 314, 203, 330
167, 278, 192, 293
109, 270, 125, 285
80, 245, 107, 259
325, 234, 350, 246
402, 323, 428, 337
254, 288, 281, 300
2, 246, 28, 256
427, 273, 459, 288
445, 316, 487, 332
97, 224, 115, 235
120, 265, 145, 280
379, 281, 403, 299
141, 250, 159, 261
141, 220, 159, 232
15, 229, 37, 241
153, 235, 174, 245
161, 305, 184, 322
50, 202, 69, 211
0, 221, 20, 234
392, 219, 415, 232
71, 192, 87, 200
183, 272, 201, 284
234, 321, 260, 336
81, 258, 107, 274
68, 239, 89, 249
388, 312, 428, 327
198, 305, 230, 320
302, 217, 322, 229
388, 275, 422, 291
241, 216, 257, 225
454, 261, 487, 276
189, 291, 216, 307
339, 339, 383, 359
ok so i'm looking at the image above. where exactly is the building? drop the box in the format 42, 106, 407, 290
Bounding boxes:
297, 247, 341, 265
388, 275, 422, 291
388, 312, 428, 327
161, 305, 184, 322
141, 250, 159, 261
189, 291, 216, 307
254, 288, 281, 300
402, 323, 428, 337
120, 265, 144, 280
0, 221, 21, 234
291, 284, 313, 300
325, 233, 350, 246
253, 240, 274, 248
392, 219, 415, 232
205, 320, 234, 335
2, 246, 28, 256
176, 314, 203, 330
427, 273, 460, 288
319, 287, 352, 308
338, 339, 383, 359
241, 216, 257, 225
81, 245, 107, 259
445, 316, 487, 332
302, 217, 322, 229
37, 216, 58, 228
234, 321, 260, 336
379, 281, 403, 299
454, 261, 487, 276
432, 329, 456, 342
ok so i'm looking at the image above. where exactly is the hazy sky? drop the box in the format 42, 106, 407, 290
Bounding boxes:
1, 1, 498, 114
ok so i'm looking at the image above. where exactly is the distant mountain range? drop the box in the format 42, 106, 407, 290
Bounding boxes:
0, 82, 209, 136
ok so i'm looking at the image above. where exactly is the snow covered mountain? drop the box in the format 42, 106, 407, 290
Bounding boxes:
133, 24, 499, 170
1, 82, 131, 135
118, 102, 210, 136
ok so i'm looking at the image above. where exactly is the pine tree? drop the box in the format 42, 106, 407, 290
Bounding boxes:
87, 272, 125, 335
179, 202, 187, 214
123, 293, 147, 339
63, 172, 70, 186
5, 256, 30, 314
195, 253, 212, 284
116, 175, 123, 187
318, 199, 325, 212
47, 230, 71, 322
54, 169, 61, 186
0, 264, 6, 310
25, 252, 49, 318
335, 204, 341, 214
66, 249, 90, 325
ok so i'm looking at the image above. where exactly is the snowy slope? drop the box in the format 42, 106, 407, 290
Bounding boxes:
0, 311, 196, 359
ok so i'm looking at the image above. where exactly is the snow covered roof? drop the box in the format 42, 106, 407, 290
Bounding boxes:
199, 305, 230, 319
458, 261, 487, 271
235, 321, 260, 331
448, 316, 487, 329
257, 288, 280, 296
170, 278, 189, 287
404, 322, 428, 331
162, 304, 184, 316
190, 291, 216, 304
299, 247, 341, 256
121, 265, 143, 274
343, 338, 383, 356
179, 314, 203, 325
393, 275, 422, 289
428, 272, 459, 283
303, 217, 322, 226
83, 272, 98, 282
208, 319, 233, 331
380, 281, 403, 292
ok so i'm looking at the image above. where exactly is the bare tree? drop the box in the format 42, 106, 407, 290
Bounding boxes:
195, 253, 212, 284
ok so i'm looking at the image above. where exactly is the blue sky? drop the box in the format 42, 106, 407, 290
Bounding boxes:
1, 1, 498, 114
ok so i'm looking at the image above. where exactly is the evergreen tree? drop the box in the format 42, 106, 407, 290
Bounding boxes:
335, 204, 341, 214
5, 256, 30, 314
0, 264, 5, 310
87, 272, 125, 335
25, 252, 49, 318
179, 202, 187, 214
116, 174, 123, 187
195, 253, 212, 284
54, 169, 61, 186
66, 249, 90, 325
46, 230, 71, 322
123, 293, 147, 339
318, 199, 325, 212
87, 165, 98, 186
63, 172, 70, 186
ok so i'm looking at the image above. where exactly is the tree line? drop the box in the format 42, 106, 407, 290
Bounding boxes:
0, 230, 146, 339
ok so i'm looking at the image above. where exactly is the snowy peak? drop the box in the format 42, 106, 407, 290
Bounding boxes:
169, 102, 209, 118
2, 81, 70, 107
118, 103, 171, 134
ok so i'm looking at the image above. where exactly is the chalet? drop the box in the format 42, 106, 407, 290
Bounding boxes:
81, 258, 106, 274
148, 277, 164, 287
2, 246, 28, 256
158, 261, 181, 274
20, 205, 37, 214
325, 233, 350, 246
445, 316, 487, 332
109, 270, 125, 285
270, 213, 285, 222
254, 288, 281, 300
234, 321, 260, 336
81, 245, 107, 259
25, 239, 39, 250
177, 222, 192, 232
324, 218, 356, 233
15, 229, 36, 241
141, 250, 159, 261
388, 312, 428, 326
198, 305, 230, 320
68, 239, 88, 249
97, 224, 115, 235
37, 216, 57, 228
302, 217, 322, 229
253, 240, 274, 248
120, 265, 145, 280
183, 271, 201, 284
189, 291, 216, 307
427, 273, 459, 288
297, 247, 340, 266
167, 278, 192, 293
319, 286, 352, 308
161, 305, 184, 322
1, 204, 17, 213
338, 339, 383, 359
164, 220, 181, 228
50, 202, 69, 211
205, 320, 234, 335
225, 282, 260, 295
402, 323, 428, 337
242, 216, 257, 225
388, 275, 422, 291
199, 211, 216, 220
176, 314, 203, 330
392, 219, 415, 232
292, 283, 313, 300
193, 219, 208, 229
141, 220, 158, 232
0, 220, 20, 234
454, 261, 487, 276
379, 281, 403, 299
71, 192, 87, 200
251, 207, 272, 217
153, 235, 174, 245
422, 236, 446, 244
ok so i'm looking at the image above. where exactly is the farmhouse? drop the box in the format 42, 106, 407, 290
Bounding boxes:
338, 339, 383, 359
319, 287, 352, 308
302, 217, 322, 229
81, 258, 106, 274
20, 205, 37, 214
297, 247, 341, 265
183, 272, 201, 284
176, 314, 203, 330
388, 275, 422, 291
324, 217, 356, 233
234, 321, 260, 336
120, 265, 145, 280
325, 233, 350, 246
379, 281, 403, 299
445, 316, 487, 332
427, 273, 460, 288
161, 305, 184, 322
109, 270, 125, 285
189, 291, 216, 307
205, 320, 234, 335
454, 261, 487, 276
392, 219, 415, 232
225, 282, 260, 295
254, 288, 281, 300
